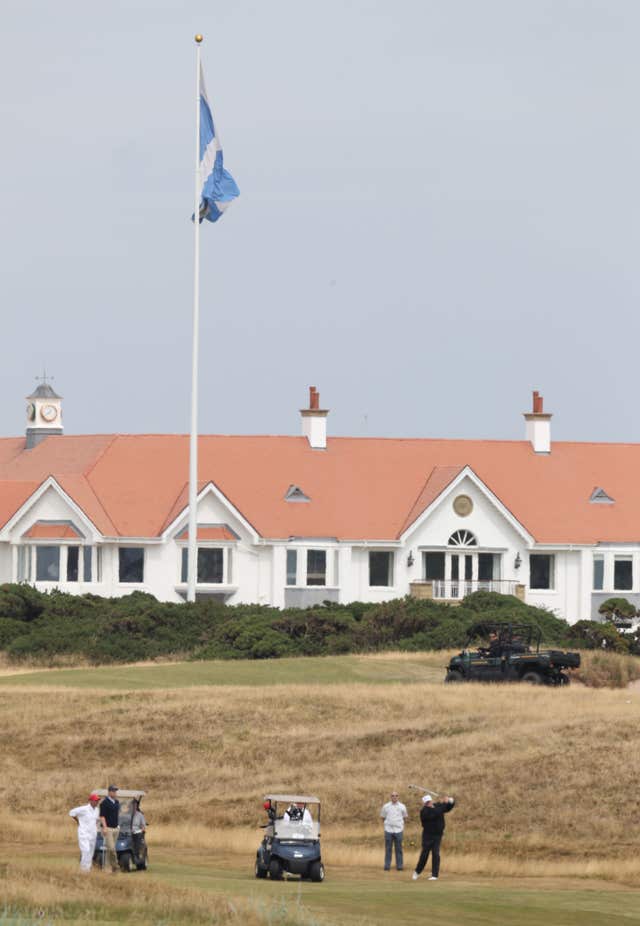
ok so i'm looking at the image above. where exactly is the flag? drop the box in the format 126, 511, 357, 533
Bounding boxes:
197, 64, 240, 223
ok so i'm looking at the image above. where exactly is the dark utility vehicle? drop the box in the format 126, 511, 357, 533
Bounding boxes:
255, 794, 324, 882
445, 622, 580, 686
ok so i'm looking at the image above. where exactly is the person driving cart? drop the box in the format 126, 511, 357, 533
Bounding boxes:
284, 802, 312, 825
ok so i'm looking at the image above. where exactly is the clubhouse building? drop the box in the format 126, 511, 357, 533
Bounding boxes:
0, 383, 638, 625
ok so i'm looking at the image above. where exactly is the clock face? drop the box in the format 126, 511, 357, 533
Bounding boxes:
40, 404, 58, 423
26, 403, 36, 422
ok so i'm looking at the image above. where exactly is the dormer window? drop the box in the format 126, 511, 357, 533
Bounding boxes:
590, 487, 614, 504
285, 485, 311, 502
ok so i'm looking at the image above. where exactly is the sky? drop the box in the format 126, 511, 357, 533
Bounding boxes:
1, 1, 639, 443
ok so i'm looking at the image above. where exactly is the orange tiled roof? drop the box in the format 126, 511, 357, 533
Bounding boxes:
23, 521, 83, 539
1, 433, 640, 544
175, 525, 238, 541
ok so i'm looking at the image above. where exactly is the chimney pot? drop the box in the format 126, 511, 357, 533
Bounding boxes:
309, 386, 319, 410
532, 390, 543, 414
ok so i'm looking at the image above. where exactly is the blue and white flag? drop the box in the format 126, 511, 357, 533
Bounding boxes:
197, 65, 239, 223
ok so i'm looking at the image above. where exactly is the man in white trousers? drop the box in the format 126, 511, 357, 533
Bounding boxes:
69, 792, 100, 872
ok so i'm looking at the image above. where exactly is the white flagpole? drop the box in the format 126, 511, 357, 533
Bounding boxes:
187, 34, 203, 603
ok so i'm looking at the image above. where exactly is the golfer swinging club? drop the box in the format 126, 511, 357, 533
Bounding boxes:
412, 793, 455, 881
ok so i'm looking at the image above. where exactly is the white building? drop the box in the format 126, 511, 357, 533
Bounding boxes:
0, 384, 637, 624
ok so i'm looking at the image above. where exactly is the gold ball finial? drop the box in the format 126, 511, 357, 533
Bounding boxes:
195, 34, 203, 43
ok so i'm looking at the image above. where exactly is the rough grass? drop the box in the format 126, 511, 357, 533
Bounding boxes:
575, 649, 640, 688
1, 677, 639, 873
1, 654, 639, 923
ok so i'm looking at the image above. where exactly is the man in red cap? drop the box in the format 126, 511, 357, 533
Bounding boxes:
69, 793, 100, 872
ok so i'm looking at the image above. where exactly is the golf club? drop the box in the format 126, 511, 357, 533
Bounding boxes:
408, 783, 441, 797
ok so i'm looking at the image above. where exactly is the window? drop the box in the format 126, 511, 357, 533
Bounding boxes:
614, 557, 632, 591
424, 552, 445, 581
478, 553, 495, 582
83, 546, 93, 582
67, 546, 79, 582
529, 554, 554, 590
593, 555, 604, 591
36, 546, 60, 581
180, 548, 224, 583
306, 550, 326, 586
17, 545, 32, 581
286, 550, 297, 585
448, 530, 477, 547
369, 551, 393, 587
119, 547, 144, 583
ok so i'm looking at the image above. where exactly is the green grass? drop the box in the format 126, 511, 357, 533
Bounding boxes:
0, 653, 447, 689
148, 853, 640, 926
7, 850, 640, 926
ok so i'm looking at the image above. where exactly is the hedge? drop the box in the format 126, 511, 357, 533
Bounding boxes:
0, 583, 635, 664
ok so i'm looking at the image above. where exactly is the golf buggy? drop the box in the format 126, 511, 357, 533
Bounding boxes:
93, 789, 148, 872
445, 622, 580, 685
255, 794, 324, 882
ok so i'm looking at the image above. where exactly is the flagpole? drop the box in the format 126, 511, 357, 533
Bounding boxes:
187, 34, 203, 603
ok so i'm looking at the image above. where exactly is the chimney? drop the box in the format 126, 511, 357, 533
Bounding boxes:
300, 386, 328, 449
523, 390, 552, 454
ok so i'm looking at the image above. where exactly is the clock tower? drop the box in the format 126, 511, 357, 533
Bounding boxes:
26, 378, 63, 449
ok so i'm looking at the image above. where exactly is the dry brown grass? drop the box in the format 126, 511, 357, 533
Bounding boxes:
575, 649, 640, 688
1, 679, 639, 885
0, 857, 317, 925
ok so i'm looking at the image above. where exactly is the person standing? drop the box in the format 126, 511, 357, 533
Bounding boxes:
99, 785, 121, 873
130, 798, 147, 865
380, 790, 408, 871
69, 792, 100, 872
412, 794, 455, 881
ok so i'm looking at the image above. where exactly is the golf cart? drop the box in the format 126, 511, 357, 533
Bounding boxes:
445, 622, 580, 686
255, 794, 324, 882
93, 789, 148, 872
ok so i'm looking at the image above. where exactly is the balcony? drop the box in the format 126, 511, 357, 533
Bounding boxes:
410, 579, 524, 603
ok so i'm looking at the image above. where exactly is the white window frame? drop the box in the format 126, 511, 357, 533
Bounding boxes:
368, 550, 395, 588
529, 553, 555, 591
177, 543, 234, 587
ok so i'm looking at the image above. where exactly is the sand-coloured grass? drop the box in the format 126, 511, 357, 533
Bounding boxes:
1, 676, 638, 875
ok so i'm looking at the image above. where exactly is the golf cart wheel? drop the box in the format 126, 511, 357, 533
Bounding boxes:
269, 859, 283, 880
255, 859, 268, 879
445, 670, 463, 683
558, 672, 570, 686
309, 861, 325, 883
521, 671, 543, 685
119, 852, 133, 873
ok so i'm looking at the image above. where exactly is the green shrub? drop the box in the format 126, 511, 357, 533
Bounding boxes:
0, 587, 580, 664
0, 618, 26, 647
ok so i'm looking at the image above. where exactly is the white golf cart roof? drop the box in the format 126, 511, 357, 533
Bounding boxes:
94, 789, 146, 799
264, 794, 320, 804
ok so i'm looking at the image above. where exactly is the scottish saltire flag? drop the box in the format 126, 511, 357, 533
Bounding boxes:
197, 65, 239, 223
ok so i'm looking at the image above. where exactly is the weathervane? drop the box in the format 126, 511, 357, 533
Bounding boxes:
35, 368, 54, 387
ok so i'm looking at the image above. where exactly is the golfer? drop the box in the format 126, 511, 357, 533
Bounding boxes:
380, 790, 408, 871
69, 792, 100, 872
412, 794, 455, 881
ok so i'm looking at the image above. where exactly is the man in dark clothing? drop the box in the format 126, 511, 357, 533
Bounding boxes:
99, 785, 120, 872
412, 794, 455, 881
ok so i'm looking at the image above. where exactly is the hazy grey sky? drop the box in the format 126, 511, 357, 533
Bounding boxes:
2, 1, 639, 442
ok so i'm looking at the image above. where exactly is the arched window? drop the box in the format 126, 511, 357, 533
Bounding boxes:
448, 530, 477, 547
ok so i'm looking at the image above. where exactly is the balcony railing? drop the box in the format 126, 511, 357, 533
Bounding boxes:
432, 579, 517, 600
